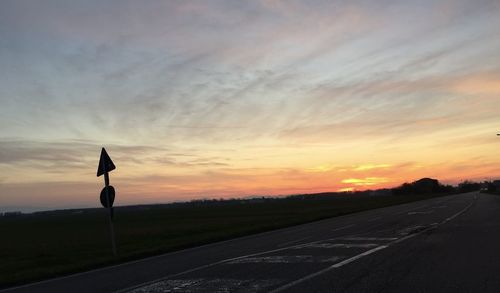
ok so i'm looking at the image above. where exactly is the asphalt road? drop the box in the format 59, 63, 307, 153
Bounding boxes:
4, 191, 499, 293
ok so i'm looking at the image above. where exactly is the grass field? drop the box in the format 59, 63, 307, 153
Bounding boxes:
0, 193, 449, 287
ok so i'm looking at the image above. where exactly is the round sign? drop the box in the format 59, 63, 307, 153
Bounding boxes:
100, 185, 115, 208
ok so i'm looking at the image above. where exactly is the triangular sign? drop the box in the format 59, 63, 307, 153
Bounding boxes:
97, 148, 116, 177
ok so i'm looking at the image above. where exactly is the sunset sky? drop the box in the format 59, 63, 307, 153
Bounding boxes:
1, 0, 500, 212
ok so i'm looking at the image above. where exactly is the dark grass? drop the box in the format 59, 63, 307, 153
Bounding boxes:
0, 193, 449, 288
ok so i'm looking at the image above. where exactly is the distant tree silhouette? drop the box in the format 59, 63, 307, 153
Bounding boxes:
458, 180, 481, 193
392, 178, 454, 195
488, 182, 497, 193
486, 181, 500, 193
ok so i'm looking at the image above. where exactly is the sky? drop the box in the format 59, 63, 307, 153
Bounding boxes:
1, 0, 500, 212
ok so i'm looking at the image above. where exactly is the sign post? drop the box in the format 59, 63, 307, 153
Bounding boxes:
97, 147, 117, 256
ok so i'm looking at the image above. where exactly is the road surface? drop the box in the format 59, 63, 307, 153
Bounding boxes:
4, 191, 500, 292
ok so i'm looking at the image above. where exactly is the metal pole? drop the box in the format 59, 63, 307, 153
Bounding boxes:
103, 164, 117, 256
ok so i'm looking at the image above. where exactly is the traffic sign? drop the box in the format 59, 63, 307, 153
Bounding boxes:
100, 185, 115, 208
97, 148, 116, 177
97, 147, 117, 256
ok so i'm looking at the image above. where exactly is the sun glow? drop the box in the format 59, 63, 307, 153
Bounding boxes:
342, 177, 390, 186
338, 187, 355, 192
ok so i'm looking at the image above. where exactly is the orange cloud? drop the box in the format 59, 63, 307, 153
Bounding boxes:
306, 164, 335, 173
452, 75, 500, 95
352, 164, 392, 171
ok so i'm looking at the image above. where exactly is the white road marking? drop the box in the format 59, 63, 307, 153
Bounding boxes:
442, 202, 473, 224
392, 223, 439, 244
129, 278, 283, 293
227, 255, 344, 264
269, 246, 388, 293
331, 246, 387, 268
398, 225, 428, 236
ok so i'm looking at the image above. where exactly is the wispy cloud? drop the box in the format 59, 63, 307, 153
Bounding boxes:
353, 164, 392, 171
1, 0, 500, 210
